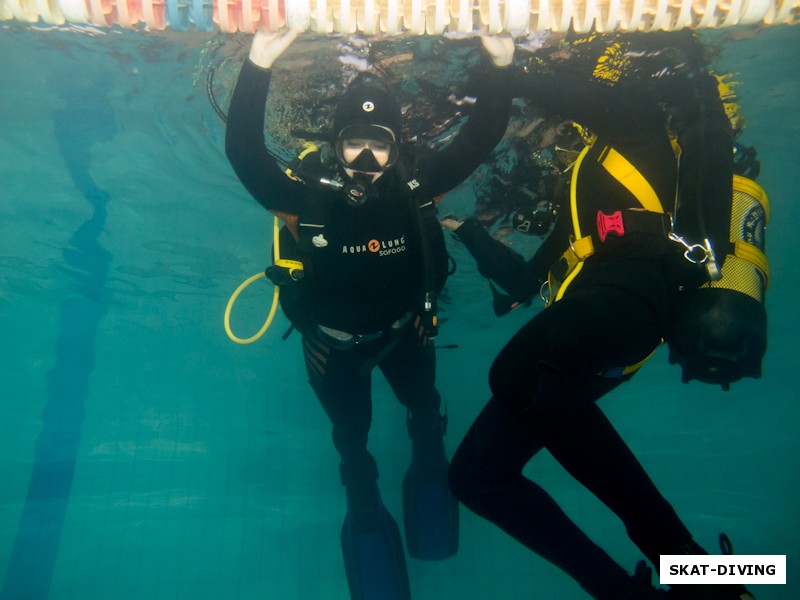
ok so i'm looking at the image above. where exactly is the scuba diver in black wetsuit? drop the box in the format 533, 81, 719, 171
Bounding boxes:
225, 28, 514, 600
444, 32, 759, 600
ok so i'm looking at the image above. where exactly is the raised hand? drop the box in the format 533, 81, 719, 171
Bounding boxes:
248, 28, 302, 70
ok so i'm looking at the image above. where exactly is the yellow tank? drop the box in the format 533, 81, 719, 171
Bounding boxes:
667, 175, 769, 390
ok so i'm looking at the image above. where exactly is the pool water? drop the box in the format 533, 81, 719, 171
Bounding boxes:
0, 22, 798, 600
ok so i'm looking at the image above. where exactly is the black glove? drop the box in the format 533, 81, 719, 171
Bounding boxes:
287, 151, 342, 191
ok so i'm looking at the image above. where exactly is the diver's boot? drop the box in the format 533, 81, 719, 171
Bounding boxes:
628, 560, 669, 600
402, 409, 459, 560
665, 536, 755, 600
667, 585, 755, 600
340, 458, 410, 600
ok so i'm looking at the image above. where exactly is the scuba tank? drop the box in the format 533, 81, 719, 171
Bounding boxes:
667, 174, 769, 390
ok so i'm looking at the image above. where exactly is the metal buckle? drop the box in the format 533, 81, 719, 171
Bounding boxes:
390, 312, 413, 332
355, 331, 384, 344
667, 217, 721, 281
317, 312, 412, 350
317, 325, 357, 350
668, 232, 712, 264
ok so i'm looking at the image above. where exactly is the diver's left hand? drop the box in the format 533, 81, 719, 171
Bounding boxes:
480, 33, 515, 68
440, 217, 464, 232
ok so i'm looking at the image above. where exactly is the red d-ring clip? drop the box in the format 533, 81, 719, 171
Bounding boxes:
597, 210, 625, 242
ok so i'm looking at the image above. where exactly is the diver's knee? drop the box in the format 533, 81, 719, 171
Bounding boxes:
448, 441, 509, 512
447, 443, 468, 499
448, 468, 478, 510
487, 355, 512, 400
447, 437, 482, 505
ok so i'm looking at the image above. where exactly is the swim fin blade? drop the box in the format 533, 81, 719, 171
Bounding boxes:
402, 451, 459, 560
341, 504, 411, 600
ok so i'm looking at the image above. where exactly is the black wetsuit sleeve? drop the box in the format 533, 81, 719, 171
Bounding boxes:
454, 218, 545, 302
418, 61, 513, 197
225, 60, 303, 215
512, 71, 661, 142
667, 71, 735, 259
643, 32, 734, 260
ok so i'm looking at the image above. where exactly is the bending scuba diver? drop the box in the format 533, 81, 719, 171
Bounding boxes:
443, 31, 759, 600
225, 29, 514, 600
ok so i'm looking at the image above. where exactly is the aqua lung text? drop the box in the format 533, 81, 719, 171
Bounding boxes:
341, 236, 407, 256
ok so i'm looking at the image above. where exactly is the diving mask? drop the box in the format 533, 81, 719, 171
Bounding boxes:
335, 125, 399, 206
335, 124, 399, 174
343, 144, 391, 173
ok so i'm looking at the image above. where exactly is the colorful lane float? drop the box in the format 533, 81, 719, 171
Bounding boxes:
1, 0, 797, 35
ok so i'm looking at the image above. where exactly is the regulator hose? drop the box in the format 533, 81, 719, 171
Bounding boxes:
224, 217, 282, 345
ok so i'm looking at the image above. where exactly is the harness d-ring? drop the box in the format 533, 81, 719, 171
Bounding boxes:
539, 279, 552, 305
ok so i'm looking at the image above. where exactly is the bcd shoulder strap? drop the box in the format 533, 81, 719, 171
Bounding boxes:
394, 151, 443, 337
394, 152, 441, 288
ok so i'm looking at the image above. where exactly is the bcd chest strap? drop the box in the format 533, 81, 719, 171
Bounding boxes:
543, 142, 674, 305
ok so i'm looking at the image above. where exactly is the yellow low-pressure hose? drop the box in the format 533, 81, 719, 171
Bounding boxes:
224, 217, 281, 344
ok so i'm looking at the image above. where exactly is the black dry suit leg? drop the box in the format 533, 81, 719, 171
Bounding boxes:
493, 287, 697, 567
302, 335, 410, 600
376, 328, 459, 561
450, 397, 646, 600
451, 286, 696, 600
522, 363, 698, 568
666, 537, 756, 600
402, 402, 459, 560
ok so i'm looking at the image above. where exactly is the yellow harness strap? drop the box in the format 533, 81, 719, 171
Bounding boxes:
547, 235, 595, 304
596, 146, 665, 214
547, 142, 669, 304
541, 145, 597, 306
561, 236, 596, 274
543, 141, 668, 378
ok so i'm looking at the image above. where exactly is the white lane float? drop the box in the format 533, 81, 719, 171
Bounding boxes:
1, 0, 796, 33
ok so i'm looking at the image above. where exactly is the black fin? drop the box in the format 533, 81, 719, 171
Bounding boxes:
341, 504, 410, 600
402, 446, 459, 560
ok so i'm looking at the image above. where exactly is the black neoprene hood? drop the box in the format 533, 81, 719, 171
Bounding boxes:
333, 74, 402, 142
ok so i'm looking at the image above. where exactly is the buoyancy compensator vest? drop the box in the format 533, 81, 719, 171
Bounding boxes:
666, 174, 769, 390
544, 131, 770, 390
533, 38, 770, 390
276, 144, 447, 340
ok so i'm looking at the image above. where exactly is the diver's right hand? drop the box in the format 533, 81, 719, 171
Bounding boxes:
480, 33, 515, 68
248, 28, 301, 69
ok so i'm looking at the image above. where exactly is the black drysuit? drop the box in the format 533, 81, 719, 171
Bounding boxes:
448, 45, 734, 599
226, 57, 511, 502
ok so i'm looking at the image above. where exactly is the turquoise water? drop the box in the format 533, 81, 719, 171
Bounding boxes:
0, 22, 798, 600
